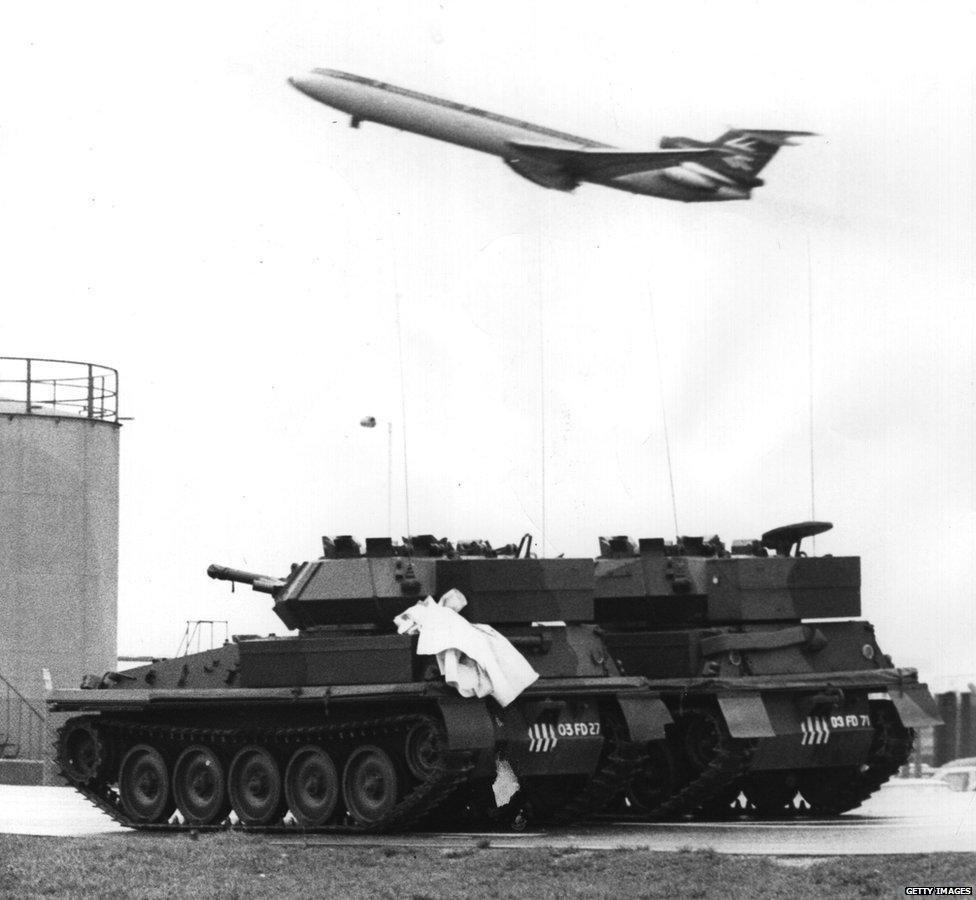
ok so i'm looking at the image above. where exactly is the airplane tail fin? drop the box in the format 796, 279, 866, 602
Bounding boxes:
660, 129, 815, 187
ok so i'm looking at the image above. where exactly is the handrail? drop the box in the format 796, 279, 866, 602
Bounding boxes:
0, 356, 119, 423
0, 668, 48, 777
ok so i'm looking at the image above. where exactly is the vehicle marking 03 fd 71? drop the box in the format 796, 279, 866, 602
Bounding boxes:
800, 713, 871, 745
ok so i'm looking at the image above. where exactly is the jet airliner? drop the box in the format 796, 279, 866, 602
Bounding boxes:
289, 69, 813, 202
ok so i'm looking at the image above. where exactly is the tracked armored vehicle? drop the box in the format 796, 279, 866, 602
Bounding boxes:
49, 535, 669, 832
593, 521, 941, 818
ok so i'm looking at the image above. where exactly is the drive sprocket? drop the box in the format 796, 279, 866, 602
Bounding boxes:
56, 716, 112, 787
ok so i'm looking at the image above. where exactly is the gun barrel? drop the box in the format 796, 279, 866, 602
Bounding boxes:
207, 564, 284, 594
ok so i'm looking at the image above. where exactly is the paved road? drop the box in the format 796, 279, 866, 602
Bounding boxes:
0, 785, 127, 837
0, 781, 972, 855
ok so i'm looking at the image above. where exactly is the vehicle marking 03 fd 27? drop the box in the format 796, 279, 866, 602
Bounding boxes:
528, 721, 601, 751
557, 722, 601, 737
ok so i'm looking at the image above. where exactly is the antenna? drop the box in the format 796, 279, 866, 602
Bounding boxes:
806, 234, 817, 553
648, 292, 679, 538
391, 260, 412, 539
176, 620, 228, 657
393, 290, 412, 537
539, 288, 547, 557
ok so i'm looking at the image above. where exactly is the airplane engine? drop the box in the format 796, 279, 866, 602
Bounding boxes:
658, 136, 702, 150
503, 157, 578, 192
661, 166, 723, 190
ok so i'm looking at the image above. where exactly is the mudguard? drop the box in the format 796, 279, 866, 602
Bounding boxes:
436, 696, 496, 751
875, 685, 942, 728
615, 695, 673, 742
717, 693, 777, 738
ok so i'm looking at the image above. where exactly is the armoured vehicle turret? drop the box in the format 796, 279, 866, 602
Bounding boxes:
50, 534, 669, 832
592, 521, 941, 817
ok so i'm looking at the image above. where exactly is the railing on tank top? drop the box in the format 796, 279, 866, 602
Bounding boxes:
0, 356, 119, 422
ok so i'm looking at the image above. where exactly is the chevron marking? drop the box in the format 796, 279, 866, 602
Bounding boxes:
526, 722, 562, 753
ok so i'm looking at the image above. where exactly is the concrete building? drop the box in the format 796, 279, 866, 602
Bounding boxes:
0, 357, 119, 776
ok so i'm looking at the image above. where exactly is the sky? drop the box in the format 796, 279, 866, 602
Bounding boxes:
1, 1, 974, 691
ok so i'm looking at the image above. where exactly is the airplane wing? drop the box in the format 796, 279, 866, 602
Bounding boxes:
506, 141, 731, 179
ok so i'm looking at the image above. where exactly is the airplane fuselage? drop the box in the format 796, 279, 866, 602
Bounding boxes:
290, 69, 750, 201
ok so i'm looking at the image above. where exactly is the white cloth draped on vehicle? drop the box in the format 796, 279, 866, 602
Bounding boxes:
393, 589, 539, 707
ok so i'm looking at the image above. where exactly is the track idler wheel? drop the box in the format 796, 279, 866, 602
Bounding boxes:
228, 746, 287, 827
342, 745, 399, 827
118, 744, 175, 825
284, 746, 340, 827
867, 699, 913, 768
173, 745, 231, 826
404, 721, 444, 781
56, 717, 109, 787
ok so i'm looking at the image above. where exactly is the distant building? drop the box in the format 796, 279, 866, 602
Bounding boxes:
0, 357, 120, 779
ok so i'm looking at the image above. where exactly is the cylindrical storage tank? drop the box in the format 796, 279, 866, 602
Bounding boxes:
0, 358, 119, 719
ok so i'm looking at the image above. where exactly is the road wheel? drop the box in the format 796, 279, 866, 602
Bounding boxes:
404, 721, 443, 781
628, 742, 681, 814
228, 746, 286, 826
173, 745, 230, 826
342, 745, 399, 827
118, 744, 174, 824
284, 746, 340, 827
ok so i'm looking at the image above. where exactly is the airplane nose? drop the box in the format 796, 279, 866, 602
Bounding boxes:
288, 70, 354, 114
288, 74, 320, 99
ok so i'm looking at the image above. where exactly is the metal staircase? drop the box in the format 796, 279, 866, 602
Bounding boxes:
0, 669, 47, 765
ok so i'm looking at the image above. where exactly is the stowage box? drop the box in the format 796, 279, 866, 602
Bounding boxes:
238, 634, 415, 687
595, 555, 860, 624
